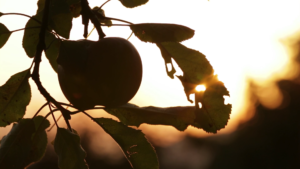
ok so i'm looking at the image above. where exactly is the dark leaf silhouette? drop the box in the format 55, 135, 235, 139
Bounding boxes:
105, 104, 195, 131
0, 23, 11, 49
193, 76, 232, 133
54, 128, 89, 169
156, 43, 176, 78
106, 101, 231, 133
119, 0, 149, 8
0, 69, 31, 127
92, 7, 112, 27
22, 13, 43, 58
45, 33, 61, 72
130, 23, 194, 43
94, 118, 159, 169
37, 0, 81, 38
0, 116, 50, 168
158, 42, 213, 84
69, 1, 82, 18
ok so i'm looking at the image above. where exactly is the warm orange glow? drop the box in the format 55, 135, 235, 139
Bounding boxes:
1, 0, 300, 146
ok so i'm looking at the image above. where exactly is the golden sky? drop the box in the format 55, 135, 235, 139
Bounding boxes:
1, 0, 300, 145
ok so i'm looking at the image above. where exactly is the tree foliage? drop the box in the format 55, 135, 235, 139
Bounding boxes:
0, 0, 231, 168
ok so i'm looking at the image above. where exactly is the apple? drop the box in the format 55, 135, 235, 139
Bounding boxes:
57, 37, 143, 110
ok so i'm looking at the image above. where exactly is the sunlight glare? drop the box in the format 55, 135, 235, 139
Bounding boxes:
196, 85, 206, 92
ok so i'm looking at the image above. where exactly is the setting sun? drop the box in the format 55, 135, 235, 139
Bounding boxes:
196, 85, 206, 92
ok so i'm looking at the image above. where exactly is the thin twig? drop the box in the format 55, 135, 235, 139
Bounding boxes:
100, 0, 111, 9
57, 102, 77, 108
31, 0, 72, 131
81, 111, 94, 119
2, 13, 42, 25
127, 32, 133, 40
49, 103, 58, 128
87, 27, 95, 38
9, 26, 41, 33
70, 107, 105, 115
47, 114, 62, 132
33, 102, 49, 118
34, 109, 59, 136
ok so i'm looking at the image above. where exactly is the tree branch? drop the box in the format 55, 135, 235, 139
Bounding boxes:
31, 0, 72, 131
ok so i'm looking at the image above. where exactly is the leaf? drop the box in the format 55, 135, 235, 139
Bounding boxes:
69, 2, 82, 18
22, 13, 43, 58
105, 104, 195, 131
156, 43, 176, 78
158, 42, 214, 84
54, 128, 88, 169
193, 76, 232, 133
0, 69, 31, 127
37, 0, 80, 38
30, 116, 51, 159
94, 118, 159, 169
22, 12, 60, 61
45, 32, 61, 73
118, 0, 149, 8
92, 7, 112, 27
0, 116, 50, 168
0, 23, 11, 49
130, 23, 194, 43
177, 75, 198, 103
50, 13, 73, 38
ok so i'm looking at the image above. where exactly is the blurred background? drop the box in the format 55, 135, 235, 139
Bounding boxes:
1, 0, 300, 168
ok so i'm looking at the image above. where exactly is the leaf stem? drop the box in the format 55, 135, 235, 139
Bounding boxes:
10, 26, 41, 33
34, 109, 59, 135
127, 32, 133, 40
105, 17, 133, 25
100, 0, 111, 9
81, 111, 94, 119
102, 23, 130, 26
31, 0, 72, 131
49, 103, 59, 128
1, 13, 42, 25
70, 107, 105, 115
33, 102, 49, 118
47, 114, 62, 132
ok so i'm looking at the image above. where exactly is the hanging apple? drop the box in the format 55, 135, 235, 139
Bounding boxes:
57, 37, 143, 110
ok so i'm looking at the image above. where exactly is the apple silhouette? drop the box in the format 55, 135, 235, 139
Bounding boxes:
57, 37, 142, 110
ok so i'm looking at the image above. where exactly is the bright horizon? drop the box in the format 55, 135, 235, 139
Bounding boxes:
1, 0, 300, 146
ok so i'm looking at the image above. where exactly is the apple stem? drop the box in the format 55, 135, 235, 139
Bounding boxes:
81, 0, 106, 40
31, 0, 73, 132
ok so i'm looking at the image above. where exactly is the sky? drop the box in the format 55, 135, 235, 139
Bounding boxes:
1, 0, 300, 146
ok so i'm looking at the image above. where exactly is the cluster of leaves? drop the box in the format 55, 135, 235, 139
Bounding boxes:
0, 0, 231, 168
